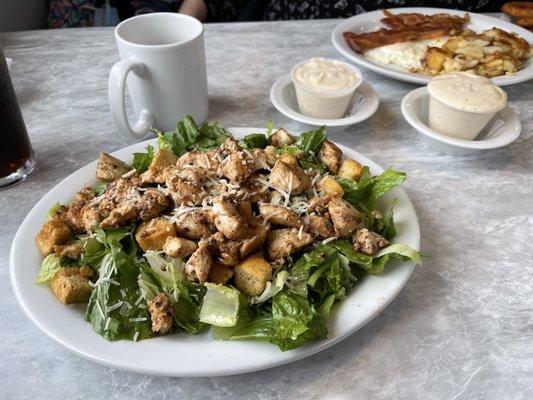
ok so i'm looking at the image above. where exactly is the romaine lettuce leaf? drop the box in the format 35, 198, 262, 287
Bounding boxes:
239, 133, 268, 149
92, 180, 107, 196
250, 270, 289, 304
85, 228, 152, 341
294, 126, 326, 154
35, 254, 62, 284
158, 115, 230, 156
199, 283, 241, 327
46, 202, 62, 220
132, 144, 155, 173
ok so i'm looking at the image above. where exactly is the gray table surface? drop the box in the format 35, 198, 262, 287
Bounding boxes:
1, 19, 532, 400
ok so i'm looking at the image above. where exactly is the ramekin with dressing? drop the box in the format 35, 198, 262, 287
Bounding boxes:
427, 73, 508, 140
291, 58, 362, 119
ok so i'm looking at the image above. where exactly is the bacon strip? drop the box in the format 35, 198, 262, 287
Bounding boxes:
343, 10, 469, 53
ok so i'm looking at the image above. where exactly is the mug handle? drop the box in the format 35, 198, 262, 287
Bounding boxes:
108, 59, 155, 139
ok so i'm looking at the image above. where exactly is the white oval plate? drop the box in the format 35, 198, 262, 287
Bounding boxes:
401, 87, 521, 155
10, 128, 420, 377
331, 7, 533, 86
270, 74, 379, 128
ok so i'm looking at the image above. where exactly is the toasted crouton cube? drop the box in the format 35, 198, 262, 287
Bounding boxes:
95, 153, 132, 182
234, 254, 272, 296
50, 268, 92, 304
162, 236, 198, 258
135, 218, 176, 252
277, 153, 299, 166
319, 176, 345, 197
35, 220, 73, 256
269, 128, 294, 147
140, 149, 179, 184
338, 159, 364, 181
209, 263, 234, 285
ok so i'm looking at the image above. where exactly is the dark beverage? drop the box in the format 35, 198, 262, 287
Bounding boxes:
0, 45, 35, 188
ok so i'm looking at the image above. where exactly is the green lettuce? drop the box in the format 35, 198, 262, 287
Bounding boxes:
85, 228, 152, 341
239, 133, 268, 149
250, 270, 289, 304
92, 180, 107, 196
46, 202, 62, 220
158, 115, 230, 156
35, 254, 62, 284
132, 144, 155, 173
199, 283, 241, 327
294, 126, 326, 154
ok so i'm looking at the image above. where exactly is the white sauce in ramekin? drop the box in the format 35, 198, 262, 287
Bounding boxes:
292, 58, 358, 93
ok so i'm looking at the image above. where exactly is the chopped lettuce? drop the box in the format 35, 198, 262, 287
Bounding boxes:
35, 254, 62, 284
132, 144, 155, 173
294, 126, 326, 154
46, 202, 62, 220
158, 115, 230, 156
239, 133, 269, 149
336, 167, 406, 211
199, 283, 241, 327
85, 228, 152, 341
139, 251, 205, 334
92, 180, 107, 196
265, 120, 274, 137
250, 270, 289, 304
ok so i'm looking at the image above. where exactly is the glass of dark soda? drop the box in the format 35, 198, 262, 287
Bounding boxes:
0, 45, 35, 188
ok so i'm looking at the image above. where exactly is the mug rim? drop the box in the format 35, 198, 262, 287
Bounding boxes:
115, 12, 204, 49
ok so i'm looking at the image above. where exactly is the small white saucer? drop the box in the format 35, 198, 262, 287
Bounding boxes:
401, 87, 521, 155
270, 74, 379, 129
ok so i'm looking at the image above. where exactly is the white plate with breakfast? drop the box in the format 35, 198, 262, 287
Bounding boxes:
10, 121, 420, 377
331, 7, 533, 86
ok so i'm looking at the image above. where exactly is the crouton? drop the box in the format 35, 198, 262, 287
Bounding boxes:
35, 220, 73, 256
209, 263, 234, 285
338, 159, 364, 181
135, 218, 176, 252
319, 176, 345, 197
140, 149, 179, 184
50, 267, 92, 304
269, 128, 294, 147
162, 236, 198, 258
233, 253, 272, 296
95, 153, 132, 182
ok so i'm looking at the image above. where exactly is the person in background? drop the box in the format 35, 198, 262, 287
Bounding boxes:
178, 0, 509, 22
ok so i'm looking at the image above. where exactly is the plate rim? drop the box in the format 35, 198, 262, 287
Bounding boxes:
9, 128, 420, 377
331, 7, 533, 86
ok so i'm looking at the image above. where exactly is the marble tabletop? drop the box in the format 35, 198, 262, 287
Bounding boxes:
1, 19, 532, 400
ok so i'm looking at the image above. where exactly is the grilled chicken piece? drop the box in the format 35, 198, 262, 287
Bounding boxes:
162, 236, 198, 258
137, 189, 169, 221
206, 232, 242, 266
140, 149, 178, 184
318, 140, 342, 174
252, 147, 277, 169
177, 149, 219, 173
240, 222, 270, 258
65, 187, 95, 233
269, 128, 294, 147
353, 228, 389, 255
219, 137, 242, 157
148, 293, 175, 334
95, 153, 132, 182
99, 183, 143, 229
211, 196, 252, 240
328, 198, 365, 238
308, 214, 335, 239
269, 159, 311, 195
80, 200, 102, 232
259, 203, 301, 227
185, 240, 214, 283
266, 228, 313, 260
173, 210, 214, 240
54, 241, 83, 260
307, 195, 332, 214
98, 178, 140, 218
218, 151, 258, 184
166, 178, 204, 207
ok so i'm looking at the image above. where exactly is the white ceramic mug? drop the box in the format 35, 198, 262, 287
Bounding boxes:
109, 13, 208, 138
